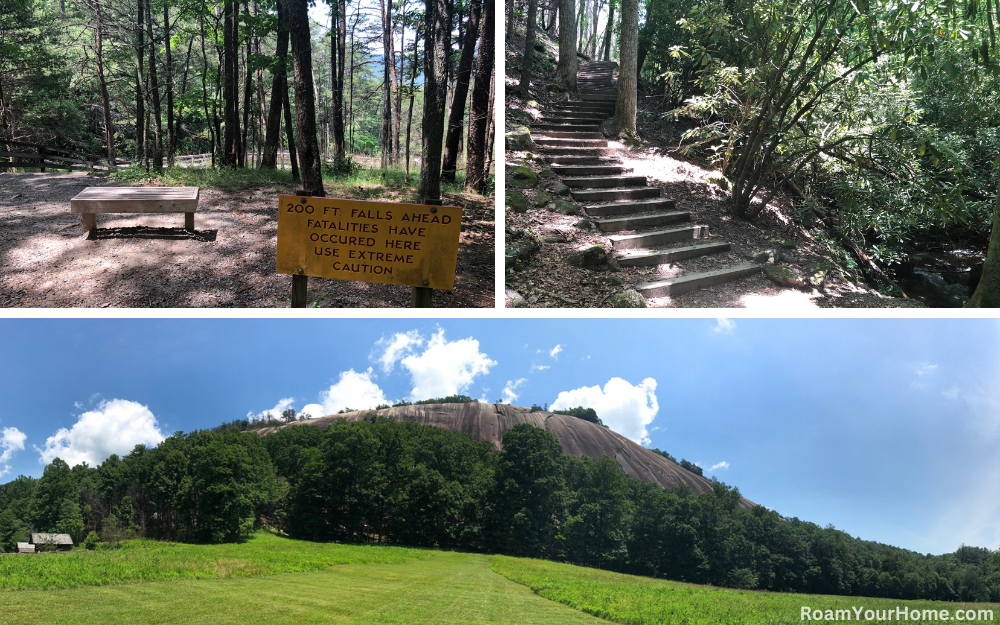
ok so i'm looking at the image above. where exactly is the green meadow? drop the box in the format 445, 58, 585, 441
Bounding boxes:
1, 535, 996, 625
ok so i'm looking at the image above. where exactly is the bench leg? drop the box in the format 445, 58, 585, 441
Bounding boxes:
184, 212, 195, 231
81, 213, 96, 235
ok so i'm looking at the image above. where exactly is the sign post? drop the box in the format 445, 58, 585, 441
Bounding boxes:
277, 195, 463, 308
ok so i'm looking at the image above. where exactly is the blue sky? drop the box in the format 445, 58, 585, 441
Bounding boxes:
0, 318, 997, 556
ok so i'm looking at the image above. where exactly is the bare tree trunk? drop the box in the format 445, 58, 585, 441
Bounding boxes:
553, 0, 577, 91
164, 0, 175, 166
136, 0, 146, 168
465, 0, 493, 193
405, 22, 421, 183
600, 0, 614, 60
517, 0, 538, 95
282, 77, 299, 180
94, 0, 117, 169
441, 0, 482, 182
607, 0, 636, 137
334, 0, 347, 159
241, 0, 254, 168
198, 8, 217, 165
391, 4, 401, 162
261, 0, 290, 169
416, 0, 451, 202
223, 0, 238, 166
380, 0, 394, 168
146, 0, 164, 172
288, 0, 324, 195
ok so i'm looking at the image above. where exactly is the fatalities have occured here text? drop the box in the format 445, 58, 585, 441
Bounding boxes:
276, 195, 463, 290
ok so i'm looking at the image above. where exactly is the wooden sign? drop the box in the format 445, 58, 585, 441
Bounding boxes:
276, 195, 463, 290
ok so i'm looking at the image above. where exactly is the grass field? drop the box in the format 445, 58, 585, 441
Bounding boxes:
489, 556, 999, 624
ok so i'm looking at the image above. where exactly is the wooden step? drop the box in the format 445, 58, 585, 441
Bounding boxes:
563, 175, 647, 188
584, 198, 676, 217
635, 263, 762, 297
608, 224, 708, 250
571, 186, 659, 202
550, 165, 624, 176
617, 241, 731, 267
594, 211, 690, 232
535, 138, 609, 148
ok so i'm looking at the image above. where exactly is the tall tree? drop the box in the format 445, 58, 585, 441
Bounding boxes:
282, 73, 299, 180
553, 0, 577, 91
966, 172, 1000, 307
164, 0, 175, 166
606, 0, 636, 137
145, 0, 164, 172
222, 0, 239, 166
136, 0, 146, 167
516, 0, 538, 96
288, 0, 324, 194
464, 0, 492, 192
600, 0, 614, 61
91, 0, 116, 169
404, 21, 421, 182
260, 0, 290, 169
416, 0, 451, 202
441, 0, 483, 182
380, 0, 395, 168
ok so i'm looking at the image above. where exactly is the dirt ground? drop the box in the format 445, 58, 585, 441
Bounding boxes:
0, 172, 494, 308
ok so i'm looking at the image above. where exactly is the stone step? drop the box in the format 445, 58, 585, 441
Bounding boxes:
531, 130, 604, 139
550, 165, 625, 176
564, 175, 647, 188
594, 211, 691, 233
608, 224, 709, 250
635, 263, 762, 298
552, 102, 614, 110
544, 155, 621, 165
537, 117, 605, 125
617, 241, 732, 267
531, 124, 602, 133
571, 186, 659, 202
584, 198, 676, 217
539, 147, 613, 156
535, 138, 609, 148
541, 110, 607, 119
580, 94, 618, 102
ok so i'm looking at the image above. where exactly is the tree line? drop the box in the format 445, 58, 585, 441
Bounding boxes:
0, 0, 495, 199
1, 414, 999, 603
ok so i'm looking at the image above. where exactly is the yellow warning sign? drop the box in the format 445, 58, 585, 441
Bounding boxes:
276, 195, 463, 290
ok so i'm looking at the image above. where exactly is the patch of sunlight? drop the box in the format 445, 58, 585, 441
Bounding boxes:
741, 289, 822, 309
611, 144, 714, 185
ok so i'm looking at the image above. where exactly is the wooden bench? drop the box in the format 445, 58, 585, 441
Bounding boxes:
69, 187, 200, 235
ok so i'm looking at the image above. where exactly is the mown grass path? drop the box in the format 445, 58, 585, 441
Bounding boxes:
0, 552, 603, 625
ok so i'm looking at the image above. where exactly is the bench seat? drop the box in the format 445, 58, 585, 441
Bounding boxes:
70, 186, 199, 233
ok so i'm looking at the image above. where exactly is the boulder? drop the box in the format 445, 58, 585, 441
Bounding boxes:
568, 245, 610, 270
764, 265, 806, 288
506, 237, 540, 272
703, 171, 731, 190
508, 166, 540, 189
505, 288, 528, 308
600, 275, 625, 287
543, 234, 568, 243
549, 181, 571, 196
505, 126, 536, 152
752, 249, 782, 265
533, 191, 552, 207
803, 261, 833, 289
609, 289, 647, 308
574, 218, 593, 229
554, 199, 580, 215
506, 190, 528, 213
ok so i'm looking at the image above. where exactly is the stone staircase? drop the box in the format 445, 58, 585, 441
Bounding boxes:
530, 61, 761, 301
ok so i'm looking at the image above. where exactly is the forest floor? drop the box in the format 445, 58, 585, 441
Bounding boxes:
504, 34, 923, 309
0, 168, 494, 308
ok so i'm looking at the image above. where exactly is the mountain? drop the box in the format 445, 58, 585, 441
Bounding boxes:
259, 402, 755, 509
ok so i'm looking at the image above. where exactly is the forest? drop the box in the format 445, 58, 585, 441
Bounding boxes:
506, 0, 1000, 307
2, 409, 999, 604
0, 0, 496, 198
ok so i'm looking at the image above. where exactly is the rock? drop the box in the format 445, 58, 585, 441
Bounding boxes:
770, 238, 797, 249
764, 265, 806, 288
574, 218, 592, 229
543, 234, 567, 243
506, 190, 528, 213
803, 261, 832, 289
508, 166, 540, 189
505, 288, 527, 308
600, 275, 625, 286
549, 181, 571, 196
704, 171, 731, 190
533, 191, 552, 207
555, 199, 580, 215
609, 289, 647, 308
505, 126, 536, 152
534, 42, 545, 52
568, 245, 610, 270
607, 257, 621, 272
752, 249, 782, 265
546, 83, 566, 95
506, 237, 540, 272
539, 169, 555, 179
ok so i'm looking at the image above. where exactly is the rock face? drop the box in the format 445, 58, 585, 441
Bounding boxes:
261, 402, 754, 509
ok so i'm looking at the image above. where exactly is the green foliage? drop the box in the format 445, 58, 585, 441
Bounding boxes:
552, 407, 604, 426
82, 531, 100, 551
414, 395, 476, 405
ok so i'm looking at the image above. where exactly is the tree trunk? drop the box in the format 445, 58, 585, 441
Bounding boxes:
506, 0, 515, 43
164, 0, 175, 166
334, 0, 347, 159
95, 0, 116, 169
966, 169, 1000, 307
517, 0, 538, 96
145, 0, 164, 172
441, 0, 483, 182
329, 2, 342, 163
261, 0, 290, 169
288, 0, 324, 195
223, 0, 239, 166
136, 0, 146, 167
380, 0, 394, 168
198, 8, 217, 166
553, 0, 578, 91
607, 0, 636, 137
405, 22, 421, 183
601, 0, 614, 61
417, 0, 452, 202
391, 4, 401, 162
465, 0, 493, 193
241, 0, 254, 168
283, 76, 299, 180
177, 36, 194, 156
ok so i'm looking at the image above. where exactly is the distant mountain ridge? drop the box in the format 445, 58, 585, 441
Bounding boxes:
259, 402, 755, 509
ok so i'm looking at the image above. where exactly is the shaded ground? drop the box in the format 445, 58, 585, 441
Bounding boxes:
0, 171, 494, 308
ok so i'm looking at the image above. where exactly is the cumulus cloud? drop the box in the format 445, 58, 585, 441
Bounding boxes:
247, 397, 296, 422
714, 318, 736, 334
392, 329, 496, 400
1, 427, 27, 477
549, 345, 563, 359
373, 330, 424, 373
916, 363, 938, 376
551, 377, 659, 445
38, 399, 166, 468
502, 378, 527, 404
708, 461, 730, 472
530, 363, 550, 372
305, 368, 389, 415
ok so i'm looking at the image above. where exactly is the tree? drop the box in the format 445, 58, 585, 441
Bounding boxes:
416, 0, 451, 203
288, 0, 324, 195
465, 0, 493, 192
380, 0, 395, 168
260, 0, 290, 169
441, 0, 483, 182
606, 0, 637, 137
516, 0, 538, 96
553, 0, 577, 91
966, 171, 1000, 307
30, 458, 79, 532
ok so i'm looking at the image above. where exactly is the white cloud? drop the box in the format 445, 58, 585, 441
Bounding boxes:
551, 377, 659, 445
38, 399, 165, 468
314, 368, 389, 414
398, 329, 496, 400
0, 427, 27, 477
708, 461, 730, 472
916, 363, 938, 376
298, 404, 326, 420
502, 378, 527, 404
373, 330, 424, 373
247, 397, 296, 422
714, 318, 736, 334
530, 363, 550, 372
549, 345, 563, 359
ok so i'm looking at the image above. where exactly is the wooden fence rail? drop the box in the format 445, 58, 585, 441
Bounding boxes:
0, 139, 125, 172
